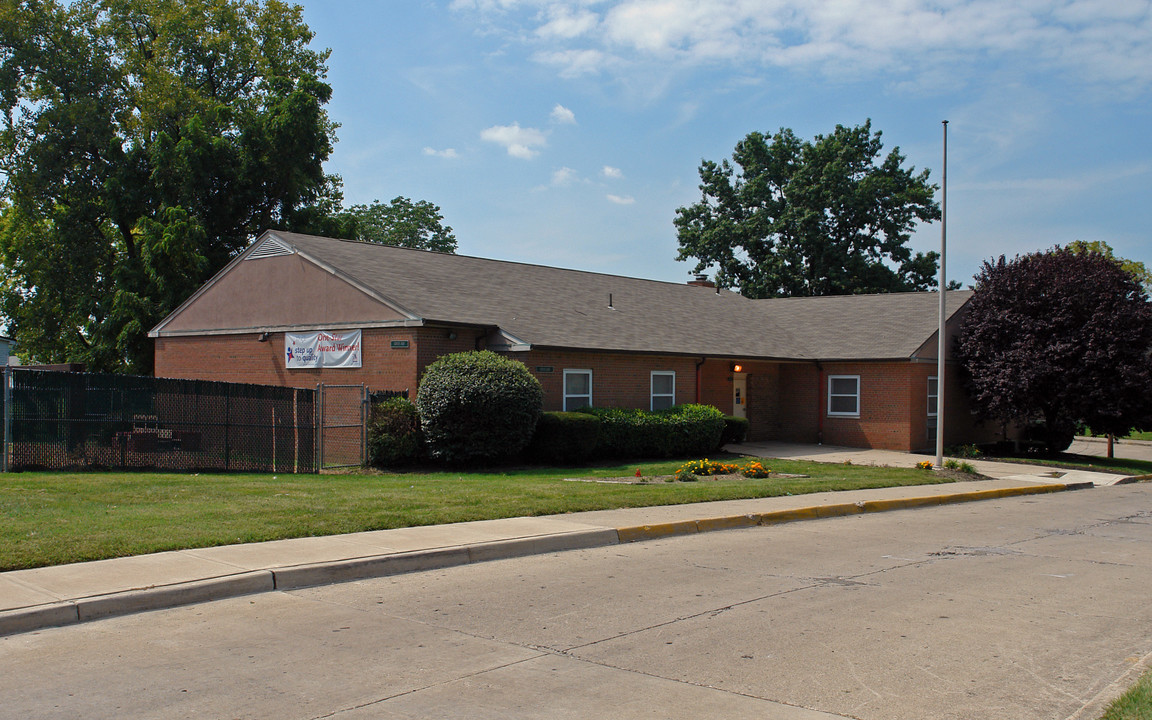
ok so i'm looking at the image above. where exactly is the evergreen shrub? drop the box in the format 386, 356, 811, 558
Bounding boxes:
416, 351, 544, 463
525, 411, 600, 464
578, 404, 725, 459
367, 396, 424, 467
720, 415, 749, 445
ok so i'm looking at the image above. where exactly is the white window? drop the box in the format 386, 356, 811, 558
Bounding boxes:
564, 369, 592, 411
651, 371, 675, 411
827, 375, 860, 417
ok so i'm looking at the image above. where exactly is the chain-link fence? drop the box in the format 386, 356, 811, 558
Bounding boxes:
318, 384, 367, 469
1, 368, 318, 473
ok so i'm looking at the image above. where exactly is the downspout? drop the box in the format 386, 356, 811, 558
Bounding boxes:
815, 361, 824, 445
695, 357, 706, 404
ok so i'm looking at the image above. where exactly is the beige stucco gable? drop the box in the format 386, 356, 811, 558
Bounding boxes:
152, 251, 410, 336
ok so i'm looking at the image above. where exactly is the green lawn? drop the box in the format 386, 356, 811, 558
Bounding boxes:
0, 455, 956, 571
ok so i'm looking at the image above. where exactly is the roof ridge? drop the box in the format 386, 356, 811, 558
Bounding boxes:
757, 289, 973, 302
275, 231, 731, 291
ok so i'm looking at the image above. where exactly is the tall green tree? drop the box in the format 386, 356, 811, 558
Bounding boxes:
0, 0, 337, 373
340, 196, 457, 253
1065, 240, 1152, 289
674, 121, 941, 298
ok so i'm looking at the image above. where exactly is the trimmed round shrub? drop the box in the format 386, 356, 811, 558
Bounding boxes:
720, 415, 749, 446
367, 397, 424, 467
526, 411, 601, 464
416, 351, 544, 463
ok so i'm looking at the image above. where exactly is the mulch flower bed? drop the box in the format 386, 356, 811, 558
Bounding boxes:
565, 472, 809, 485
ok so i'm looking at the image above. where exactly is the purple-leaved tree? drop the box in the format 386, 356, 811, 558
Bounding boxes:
955, 247, 1152, 453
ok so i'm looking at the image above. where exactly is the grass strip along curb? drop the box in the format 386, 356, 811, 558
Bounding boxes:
0, 482, 1085, 638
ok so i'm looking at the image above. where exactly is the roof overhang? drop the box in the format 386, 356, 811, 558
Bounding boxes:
484, 328, 532, 352
151, 318, 427, 338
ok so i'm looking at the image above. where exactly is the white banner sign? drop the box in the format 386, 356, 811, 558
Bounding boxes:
285, 330, 362, 368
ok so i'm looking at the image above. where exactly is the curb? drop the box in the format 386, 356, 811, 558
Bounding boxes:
1116, 474, 1152, 485
616, 482, 1081, 543
0, 482, 1087, 638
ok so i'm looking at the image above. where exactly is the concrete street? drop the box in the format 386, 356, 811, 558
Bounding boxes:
3, 483, 1150, 719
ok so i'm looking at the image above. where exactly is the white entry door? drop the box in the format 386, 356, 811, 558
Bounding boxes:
732, 373, 747, 419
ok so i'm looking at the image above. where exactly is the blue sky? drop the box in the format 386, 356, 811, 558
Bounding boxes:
299, 0, 1152, 289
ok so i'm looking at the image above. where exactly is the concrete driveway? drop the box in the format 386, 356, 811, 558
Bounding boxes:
728, 440, 1134, 486
1069, 436, 1152, 463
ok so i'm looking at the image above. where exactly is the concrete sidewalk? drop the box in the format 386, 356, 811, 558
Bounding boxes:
0, 461, 1111, 638
730, 440, 1136, 486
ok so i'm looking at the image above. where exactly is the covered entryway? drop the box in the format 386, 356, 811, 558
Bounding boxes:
731, 372, 747, 419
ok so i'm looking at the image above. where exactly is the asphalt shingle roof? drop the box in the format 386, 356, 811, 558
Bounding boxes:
256, 231, 972, 362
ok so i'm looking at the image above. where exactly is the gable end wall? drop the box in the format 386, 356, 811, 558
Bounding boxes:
158, 254, 405, 333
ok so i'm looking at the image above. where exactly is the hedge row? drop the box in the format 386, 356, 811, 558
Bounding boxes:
574, 404, 726, 459
368, 402, 744, 467
368, 351, 745, 467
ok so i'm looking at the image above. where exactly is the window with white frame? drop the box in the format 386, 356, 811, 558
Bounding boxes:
651, 371, 675, 411
563, 369, 592, 411
827, 375, 860, 417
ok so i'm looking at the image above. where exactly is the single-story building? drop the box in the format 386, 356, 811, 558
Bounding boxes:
149, 230, 999, 452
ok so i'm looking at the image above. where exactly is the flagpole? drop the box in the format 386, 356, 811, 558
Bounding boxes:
935, 120, 948, 468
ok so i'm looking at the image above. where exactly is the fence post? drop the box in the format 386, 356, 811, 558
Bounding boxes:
224, 389, 231, 471
360, 385, 368, 467
316, 383, 324, 471
2, 366, 10, 473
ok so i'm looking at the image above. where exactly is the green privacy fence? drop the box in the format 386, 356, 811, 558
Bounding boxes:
1, 368, 318, 473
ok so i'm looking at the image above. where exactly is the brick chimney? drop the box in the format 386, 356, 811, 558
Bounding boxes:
687, 273, 715, 288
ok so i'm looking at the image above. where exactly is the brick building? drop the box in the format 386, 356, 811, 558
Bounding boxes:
150, 230, 998, 452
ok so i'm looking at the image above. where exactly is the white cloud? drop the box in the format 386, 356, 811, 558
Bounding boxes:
480, 122, 547, 159
469, 0, 1152, 95
606, 193, 635, 205
536, 6, 599, 38
602, 165, 623, 178
552, 166, 579, 185
533, 48, 609, 77
423, 147, 459, 159
957, 162, 1152, 196
550, 103, 577, 124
